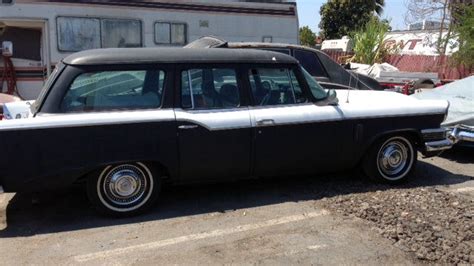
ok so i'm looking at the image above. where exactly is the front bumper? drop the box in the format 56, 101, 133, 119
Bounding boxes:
425, 138, 455, 152
450, 125, 474, 143
422, 125, 474, 155
422, 128, 454, 154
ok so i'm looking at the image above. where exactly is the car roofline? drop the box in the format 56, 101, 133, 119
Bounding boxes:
62, 47, 298, 66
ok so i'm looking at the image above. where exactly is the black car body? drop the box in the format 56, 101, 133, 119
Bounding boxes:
0, 48, 453, 216
184, 36, 382, 91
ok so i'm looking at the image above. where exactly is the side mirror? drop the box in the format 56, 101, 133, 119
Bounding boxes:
319, 89, 338, 106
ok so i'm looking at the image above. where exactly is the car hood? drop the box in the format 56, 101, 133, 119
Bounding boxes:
335, 89, 449, 118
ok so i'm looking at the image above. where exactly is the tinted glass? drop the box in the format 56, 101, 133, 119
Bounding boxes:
57, 17, 100, 52
61, 70, 164, 112
101, 19, 142, 48
249, 68, 306, 106
261, 48, 291, 55
294, 49, 327, 77
181, 68, 240, 109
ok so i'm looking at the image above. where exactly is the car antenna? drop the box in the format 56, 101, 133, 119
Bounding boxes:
346, 69, 352, 103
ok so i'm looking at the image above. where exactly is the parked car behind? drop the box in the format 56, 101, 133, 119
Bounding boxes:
0, 93, 21, 120
412, 76, 474, 147
184, 36, 382, 91
0, 48, 453, 216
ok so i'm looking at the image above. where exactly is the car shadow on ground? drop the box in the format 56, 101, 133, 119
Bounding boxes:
0, 157, 472, 238
439, 146, 474, 164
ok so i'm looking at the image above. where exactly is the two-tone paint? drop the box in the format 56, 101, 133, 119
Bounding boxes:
0, 48, 450, 193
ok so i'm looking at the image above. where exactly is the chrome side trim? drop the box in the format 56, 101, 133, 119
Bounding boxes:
0, 109, 176, 131
178, 125, 198, 129
421, 128, 448, 134
174, 108, 252, 131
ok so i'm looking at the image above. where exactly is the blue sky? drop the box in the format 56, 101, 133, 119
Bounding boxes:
296, 0, 408, 32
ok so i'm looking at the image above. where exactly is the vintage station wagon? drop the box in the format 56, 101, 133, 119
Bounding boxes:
0, 48, 453, 216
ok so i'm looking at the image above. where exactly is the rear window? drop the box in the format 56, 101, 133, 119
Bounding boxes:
60, 70, 165, 112
294, 49, 327, 78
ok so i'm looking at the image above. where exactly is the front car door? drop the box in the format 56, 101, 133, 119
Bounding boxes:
175, 66, 252, 181
248, 65, 354, 177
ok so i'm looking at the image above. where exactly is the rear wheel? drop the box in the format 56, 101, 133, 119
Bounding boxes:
363, 136, 417, 183
87, 162, 160, 216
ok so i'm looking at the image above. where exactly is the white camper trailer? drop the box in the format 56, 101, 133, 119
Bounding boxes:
0, 0, 299, 100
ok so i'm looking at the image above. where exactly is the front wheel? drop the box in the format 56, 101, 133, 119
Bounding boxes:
87, 162, 160, 216
363, 136, 417, 183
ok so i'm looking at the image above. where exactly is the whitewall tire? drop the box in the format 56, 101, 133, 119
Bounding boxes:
363, 136, 417, 183
87, 162, 160, 216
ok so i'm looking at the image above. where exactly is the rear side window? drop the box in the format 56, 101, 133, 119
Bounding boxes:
261, 48, 291, 55
294, 49, 327, 78
61, 70, 165, 112
249, 68, 306, 106
181, 68, 240, 109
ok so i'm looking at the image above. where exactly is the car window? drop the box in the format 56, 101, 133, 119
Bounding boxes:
249, 68, 306, 106
294, 49, 327, 78
181, 68, 240, 109
261, 48, 291, 55
60, 70, 164, 112
301, 67, 327, 100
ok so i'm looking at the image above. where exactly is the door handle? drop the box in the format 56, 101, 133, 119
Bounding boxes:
256, 119, 275, 126
178, 125, 198, 129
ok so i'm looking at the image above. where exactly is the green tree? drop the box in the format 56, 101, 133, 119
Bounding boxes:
351, 16, 393, 65
319, 0, 385, 39
299, 26, 316, 46
452, 5, 474, 68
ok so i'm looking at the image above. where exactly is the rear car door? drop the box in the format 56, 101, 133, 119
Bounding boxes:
0, 65, 179, 191
175, 66, 252, 181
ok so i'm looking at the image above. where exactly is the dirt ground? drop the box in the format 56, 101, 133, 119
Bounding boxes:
0, 148, 472, 265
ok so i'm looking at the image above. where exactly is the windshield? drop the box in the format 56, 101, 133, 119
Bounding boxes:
302, 67, 327, 100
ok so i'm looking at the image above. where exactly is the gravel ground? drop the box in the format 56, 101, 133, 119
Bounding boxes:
321, 187, 473, 264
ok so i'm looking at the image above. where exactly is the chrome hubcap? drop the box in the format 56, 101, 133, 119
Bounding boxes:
102, 165, 148, 206
109, 170, 139, 198
378, 139, 411, 178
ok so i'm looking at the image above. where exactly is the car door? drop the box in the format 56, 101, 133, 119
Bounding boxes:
248, 66, 354, 177
175, 67, 252, 181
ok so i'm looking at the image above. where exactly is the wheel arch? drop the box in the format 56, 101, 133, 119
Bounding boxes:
75, 160, 171, 184
356, 128, 423, 166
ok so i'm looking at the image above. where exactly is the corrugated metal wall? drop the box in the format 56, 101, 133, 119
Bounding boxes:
323, 50, 473, 80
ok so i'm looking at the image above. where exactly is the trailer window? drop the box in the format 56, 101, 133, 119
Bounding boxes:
154, 22, 187, 45
57, 17, 101, 52
101, 19, 142, 48
171, 24, 186, 45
